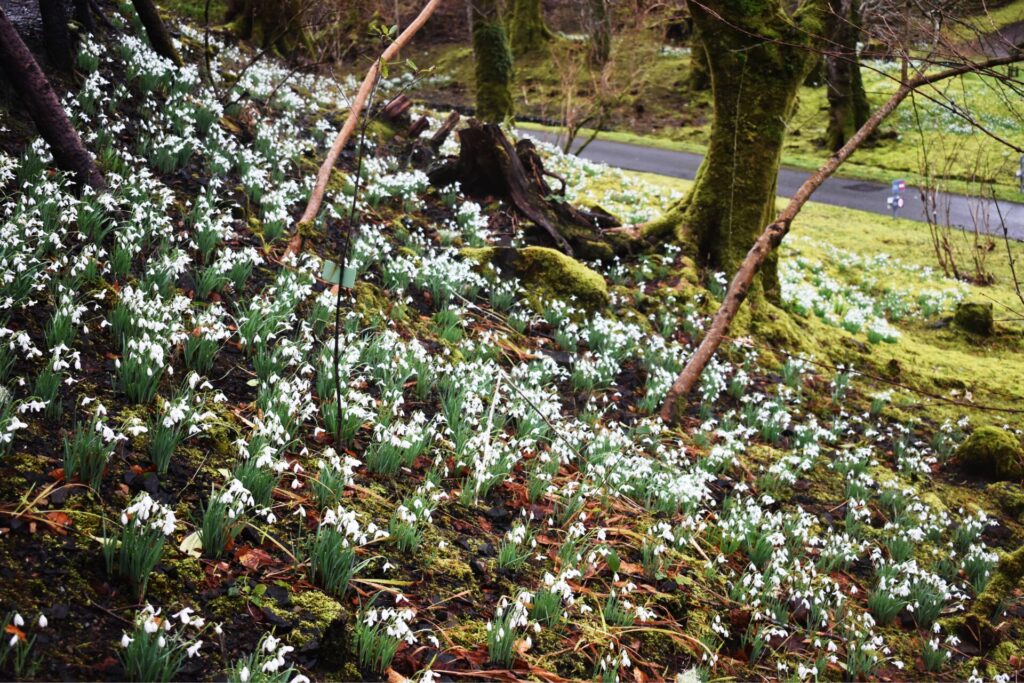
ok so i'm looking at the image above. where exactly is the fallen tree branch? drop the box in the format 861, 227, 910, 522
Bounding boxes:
659, 46, 1024, 423
284, 0, 442, 258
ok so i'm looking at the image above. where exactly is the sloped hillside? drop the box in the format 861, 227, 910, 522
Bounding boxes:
1, 6, 1023, 682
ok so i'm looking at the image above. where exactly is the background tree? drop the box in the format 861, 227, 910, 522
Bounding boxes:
585, 0, 611, 67
470, 0, 514, 121
225, 0, 308, 54
641, 0, 826, 296
39, 0, 74, 73
824, 0, 870, 150
0, 6, 105, 189
130, 0, 183, 65
508, 0, 552, 56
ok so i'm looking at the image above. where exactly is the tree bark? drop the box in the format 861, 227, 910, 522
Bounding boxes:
688, 34, 710, 91
586, 0, 611, 67
0, 6, 105, 190
825, 0, 870, 151
508, 0, 551, 57
130, 0, 183, 66
39, 0, 74, 73
644, 0, 826, 296
470, 0, 514, 122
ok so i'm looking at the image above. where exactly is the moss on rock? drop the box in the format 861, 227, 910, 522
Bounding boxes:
987, 481, 1024, 518
974, 543, 1024, 619
954, 301, 995, 336
956, 426, 1024, 481
463, 246, 608, 312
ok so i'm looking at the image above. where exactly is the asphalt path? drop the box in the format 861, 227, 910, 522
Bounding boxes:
520, 128, 1024, 241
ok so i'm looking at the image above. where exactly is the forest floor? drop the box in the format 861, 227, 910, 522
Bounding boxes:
0, 4, 1024, 683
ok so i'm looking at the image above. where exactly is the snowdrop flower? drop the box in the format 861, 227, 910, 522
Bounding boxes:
38, 614, 47, 628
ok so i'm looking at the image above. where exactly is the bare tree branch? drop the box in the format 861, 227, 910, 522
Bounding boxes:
284, 0, 443, 259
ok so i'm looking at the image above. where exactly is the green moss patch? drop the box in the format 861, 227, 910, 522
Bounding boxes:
957, 426, 1024, 481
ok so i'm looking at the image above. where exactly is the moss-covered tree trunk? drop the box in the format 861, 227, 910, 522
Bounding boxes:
644, 0, 825, 296
470, 0, 514, 122
824, 0, 869, 151
688, 34, 710, 91
508, 0, 551, 57
586, 0, 610, 67
225, 0, 306, 54
130, 0, 183, 66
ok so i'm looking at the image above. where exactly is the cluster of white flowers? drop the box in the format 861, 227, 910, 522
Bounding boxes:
122, 493, 177, 536
319, 505, 388, 546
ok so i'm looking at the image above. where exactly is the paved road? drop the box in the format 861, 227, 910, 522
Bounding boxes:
520, 128, 1024, 241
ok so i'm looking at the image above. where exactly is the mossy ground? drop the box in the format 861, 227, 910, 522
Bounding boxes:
4, 5, 1024, 681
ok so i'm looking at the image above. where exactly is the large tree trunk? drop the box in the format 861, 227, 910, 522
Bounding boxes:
39, 0, 74, 73
508, 0, 551, 57
824, 0, 870, 151
0, 6, 105, 190
470, 0, 514, 122
643, 0, 824, 296
586, 0, 610, 67
130, 0, 183, 65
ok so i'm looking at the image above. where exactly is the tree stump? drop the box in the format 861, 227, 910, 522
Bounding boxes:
428, 121, 623, 260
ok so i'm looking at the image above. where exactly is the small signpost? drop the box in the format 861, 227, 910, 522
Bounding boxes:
1016, 155, 1024, 193
322, 259, 357, 289
887, 178, 906, 218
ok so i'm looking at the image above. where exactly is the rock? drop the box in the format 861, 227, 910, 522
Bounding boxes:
986, 481, 1024, 517
485, 506, 510, 523
260, 606, 292, 630
462, 246, 609, 312
954, 301, 995, 336
956, 426, 1024, 481
470, 557, 490, 579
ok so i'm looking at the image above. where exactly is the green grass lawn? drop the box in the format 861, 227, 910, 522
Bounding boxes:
949, 0, 1024, 40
